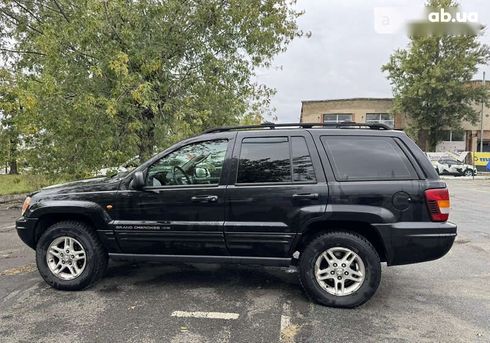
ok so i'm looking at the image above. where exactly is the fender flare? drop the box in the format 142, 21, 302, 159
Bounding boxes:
293, 204, 394, 261
29, 200, 111, 231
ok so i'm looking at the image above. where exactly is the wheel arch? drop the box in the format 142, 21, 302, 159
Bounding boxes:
293, 220, 388, 262
30, 200, 110, 246
34, 213, 99, 245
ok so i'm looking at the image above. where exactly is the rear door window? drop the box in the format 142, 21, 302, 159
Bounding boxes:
236, 136, 317, 184
321, 136, 417, 181
292, 136, 316, 182
237, 137, 291, 183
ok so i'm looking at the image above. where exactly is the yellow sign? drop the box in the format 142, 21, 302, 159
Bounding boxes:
472, 152, 490, 167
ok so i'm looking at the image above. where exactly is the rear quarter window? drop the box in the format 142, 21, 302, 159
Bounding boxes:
321, 136, 418, 181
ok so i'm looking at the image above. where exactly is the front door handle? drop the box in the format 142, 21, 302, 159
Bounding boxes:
191, 195, 219, 203
292, 193, 319, 200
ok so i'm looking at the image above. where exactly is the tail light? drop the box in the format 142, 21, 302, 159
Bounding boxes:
424, 188, 450, 222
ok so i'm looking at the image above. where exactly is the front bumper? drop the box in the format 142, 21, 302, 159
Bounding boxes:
15, 216, 39, 249
375, 221, 457, 266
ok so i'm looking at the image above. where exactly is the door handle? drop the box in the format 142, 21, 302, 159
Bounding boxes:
292, 193, 319, 200
191, 195, 219, 203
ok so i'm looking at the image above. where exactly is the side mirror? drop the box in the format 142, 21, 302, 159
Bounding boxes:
130, 171, 145, 190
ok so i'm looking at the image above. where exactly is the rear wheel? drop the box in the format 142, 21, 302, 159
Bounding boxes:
463, 169, 474, 176
36, 221, 108, 290
299, 231, 381, 308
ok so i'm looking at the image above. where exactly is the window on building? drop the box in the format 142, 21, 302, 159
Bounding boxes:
321, 136, 417, 181
451, 130, 465, 141
323, 113, 353, 123
365, 113, 394, 128
477, 140, 490, 152
292, 137, 316, 182
440, 129, 465, 142
441, 130, 451, 141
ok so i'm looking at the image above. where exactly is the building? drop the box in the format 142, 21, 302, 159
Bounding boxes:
300, 96, 490, 153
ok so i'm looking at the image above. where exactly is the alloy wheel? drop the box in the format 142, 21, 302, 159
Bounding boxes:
314, 247, 366, 296
46, 236, 87, 280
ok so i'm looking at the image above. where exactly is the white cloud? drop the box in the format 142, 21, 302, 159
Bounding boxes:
256, 0, 490, 122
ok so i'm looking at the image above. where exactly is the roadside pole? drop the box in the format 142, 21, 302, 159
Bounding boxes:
480, 72, 485, 153
475, 72, 486, 180
473, 155, 475, 180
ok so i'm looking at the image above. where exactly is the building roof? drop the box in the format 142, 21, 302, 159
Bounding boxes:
300, 97, 394, 122
469, 79, 488, 83
301, 97, 393, 104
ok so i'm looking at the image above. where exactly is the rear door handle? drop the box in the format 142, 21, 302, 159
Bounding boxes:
191, 195, 219, 203
292, 193, 319, 200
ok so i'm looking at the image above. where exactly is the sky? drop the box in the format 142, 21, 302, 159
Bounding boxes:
255, 0, 490, 123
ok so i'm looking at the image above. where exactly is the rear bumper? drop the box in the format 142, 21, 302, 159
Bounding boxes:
15, 216, 38, 249
375, 221, 457, 266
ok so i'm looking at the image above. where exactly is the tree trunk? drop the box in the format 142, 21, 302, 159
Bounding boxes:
8, 136, 18, 174
417, 130, 429, 152
137, 108, 156, 161
8, 159, 18, 174
428, 127, 439, 152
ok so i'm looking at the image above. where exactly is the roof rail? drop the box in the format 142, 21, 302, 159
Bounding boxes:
202, 121, 391, 134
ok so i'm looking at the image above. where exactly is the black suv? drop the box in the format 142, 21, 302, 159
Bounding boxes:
16, 122, 456, 308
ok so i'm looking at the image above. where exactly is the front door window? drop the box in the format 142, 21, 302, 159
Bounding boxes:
146, 140, 228, 187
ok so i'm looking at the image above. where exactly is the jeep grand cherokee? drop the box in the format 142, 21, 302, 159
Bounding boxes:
16, 122, 456, 308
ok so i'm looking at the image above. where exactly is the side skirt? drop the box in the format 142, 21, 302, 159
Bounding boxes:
109, 253, 292, 267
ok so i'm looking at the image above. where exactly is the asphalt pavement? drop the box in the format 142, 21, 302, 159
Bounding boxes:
1, 178, 489, 343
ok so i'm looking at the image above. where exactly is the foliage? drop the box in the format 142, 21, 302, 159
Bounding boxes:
0, 127, 8, 171
0, 0, 302, 177
382, 0, 490, 151
0, 68, 24, 174
0, 174, 63, 195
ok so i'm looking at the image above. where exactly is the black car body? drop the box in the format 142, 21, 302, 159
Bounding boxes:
16, 123, 456, 307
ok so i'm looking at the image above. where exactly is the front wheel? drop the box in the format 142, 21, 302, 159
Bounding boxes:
299, 231, 381, 308
36, 221, 108, 290
463, 169, 474, 177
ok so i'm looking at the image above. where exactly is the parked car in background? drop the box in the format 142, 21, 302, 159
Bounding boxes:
434, 159, 477, 176
96, 156, 140, 177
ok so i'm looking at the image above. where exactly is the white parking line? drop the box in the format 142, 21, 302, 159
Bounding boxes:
280, 302, 300, 343
280, 302, 291, 339
171, 311, 239, 320
0, 225, 14, 232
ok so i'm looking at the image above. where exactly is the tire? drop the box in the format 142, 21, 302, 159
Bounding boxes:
463, 169, 474, 177
36, 221, 108, 291
299, 231, 381, 308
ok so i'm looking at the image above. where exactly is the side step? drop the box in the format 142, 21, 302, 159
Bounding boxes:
109, 253, 292, 267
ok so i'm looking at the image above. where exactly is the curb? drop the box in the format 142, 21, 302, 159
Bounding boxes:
441, 176, 490, 180
0, 193, 27, 204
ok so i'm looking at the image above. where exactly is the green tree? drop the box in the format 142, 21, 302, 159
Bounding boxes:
0, 125, 9, 173
0, 68, 25, 174
0, 0, 302, 176
382, 0, 490, 151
